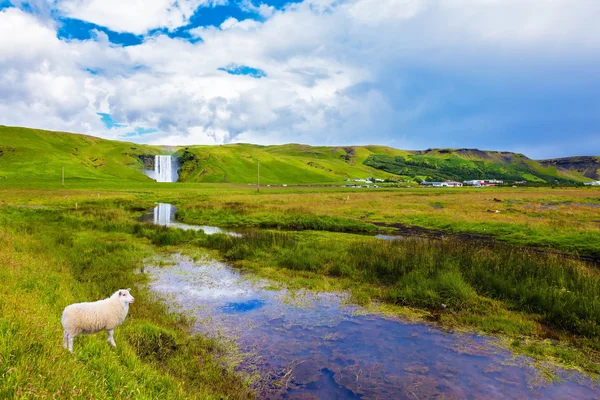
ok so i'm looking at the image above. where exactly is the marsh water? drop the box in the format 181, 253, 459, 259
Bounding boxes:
146, 255, 598, 399
143, 203, 242, 236
143, 203, 598, 398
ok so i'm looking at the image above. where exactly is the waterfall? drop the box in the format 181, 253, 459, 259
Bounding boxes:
154, 155, 177, 182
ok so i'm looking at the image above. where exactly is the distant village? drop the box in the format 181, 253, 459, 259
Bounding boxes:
419, 179, 512, 187
344, 178, 523, 188
344, 177, 385, 188
344, 177, 600, 188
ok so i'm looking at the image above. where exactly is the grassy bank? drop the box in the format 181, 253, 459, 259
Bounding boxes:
0, 204, 252, 399
175, 203, 379, 232
170, 186, 600, 260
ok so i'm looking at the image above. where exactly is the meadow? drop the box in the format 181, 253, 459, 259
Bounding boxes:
173, 185, 600, 260
1, 179, 600, 398
0, 203, 254, 399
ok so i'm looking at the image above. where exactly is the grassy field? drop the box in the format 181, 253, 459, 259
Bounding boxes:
2, 132, 600, 397
169, 186, 600, 260
1, 181, 600, 384
0, 202, 254, 399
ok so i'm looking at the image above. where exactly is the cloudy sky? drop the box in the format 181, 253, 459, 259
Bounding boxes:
1, 0, 599, 158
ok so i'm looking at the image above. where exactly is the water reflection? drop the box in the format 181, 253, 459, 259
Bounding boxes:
147, 203, 242, 236
373, 234, 403, 240
147, 255, 598, 399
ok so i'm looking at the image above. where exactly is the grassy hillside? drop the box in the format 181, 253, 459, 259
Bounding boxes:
0, 126, 595, 185
363, 148, 590, 183
175, 144, 403, 184
538, 156, 600, 180
0, 126, 162, 182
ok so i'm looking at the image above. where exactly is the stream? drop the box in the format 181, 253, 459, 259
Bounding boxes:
143, 204, 598, 399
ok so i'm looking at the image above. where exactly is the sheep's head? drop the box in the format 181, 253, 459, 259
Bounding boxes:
115, 288, 135, 304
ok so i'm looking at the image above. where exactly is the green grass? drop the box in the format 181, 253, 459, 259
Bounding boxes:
1, 125, 600, 383
175, 204, 378, 232
3, 125, 593, 186
2, 185, 600, 388
175, 143, 397, 184
0, 205, 253, 399
363, 152, 584, 183
397, 212, 600, 260
139, 227, 600, 375
0, 125, 163, 182
188, 231, 600, 338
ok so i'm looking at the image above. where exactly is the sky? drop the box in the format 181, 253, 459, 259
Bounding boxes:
0, 0, 599, 159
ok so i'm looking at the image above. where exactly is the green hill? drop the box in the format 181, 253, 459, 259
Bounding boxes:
0, 126, 594, 185
0, 126, 162, 182
175, 144, 405, 184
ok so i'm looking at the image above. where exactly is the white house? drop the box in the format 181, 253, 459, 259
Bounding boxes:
464, 180, 484, 186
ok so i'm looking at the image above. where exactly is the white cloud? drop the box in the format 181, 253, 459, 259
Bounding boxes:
348, 0, 423, 23
55, 0, 225, 35
1, 1, 600, 156
240, 0, 275, 19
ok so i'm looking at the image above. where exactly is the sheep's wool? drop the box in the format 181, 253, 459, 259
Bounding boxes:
62, 289, 134, 352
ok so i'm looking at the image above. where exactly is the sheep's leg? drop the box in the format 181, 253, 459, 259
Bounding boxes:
107, 329, 116, 347
63, 330, 68, 349
67, 333, 75, 353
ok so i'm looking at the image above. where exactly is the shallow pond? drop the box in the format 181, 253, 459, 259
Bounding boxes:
146, 255, 598, 399
142, 203, 242, 236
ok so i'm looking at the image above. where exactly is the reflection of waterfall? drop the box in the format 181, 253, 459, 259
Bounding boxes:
154, 203, 175, 226
147, 203, 242, 235
154, 155, 178, 182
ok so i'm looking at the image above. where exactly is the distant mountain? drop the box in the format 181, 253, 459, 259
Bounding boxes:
537, 156, 600, 180
0, 125, 593, 184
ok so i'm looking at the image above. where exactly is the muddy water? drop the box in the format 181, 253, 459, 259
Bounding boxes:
146, 255, 598, 399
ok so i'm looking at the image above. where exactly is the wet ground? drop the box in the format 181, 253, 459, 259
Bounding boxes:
144, 203, 407, 242
146, 255, 599, 399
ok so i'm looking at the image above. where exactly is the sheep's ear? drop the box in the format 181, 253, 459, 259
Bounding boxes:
127, 288, 131, 292
118, 290, 123, 295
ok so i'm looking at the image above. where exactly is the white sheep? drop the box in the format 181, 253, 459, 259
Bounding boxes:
61, 288, 135, 352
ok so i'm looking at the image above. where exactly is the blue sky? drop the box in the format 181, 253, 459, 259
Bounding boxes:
0, 0, 599, 158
